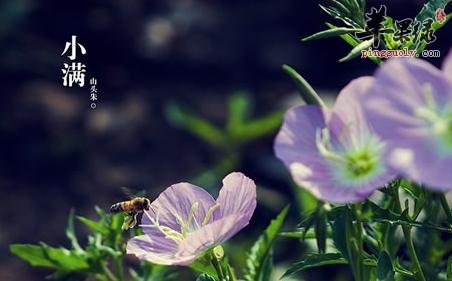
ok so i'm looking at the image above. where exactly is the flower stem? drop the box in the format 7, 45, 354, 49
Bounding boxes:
352, 204, 364, 281
101, 262, 118, 281
114, 256, 124, 281
439, 194, 452, 225
210, 252, 225, 280
393, 186, 426, 281
401, 226, 426, 281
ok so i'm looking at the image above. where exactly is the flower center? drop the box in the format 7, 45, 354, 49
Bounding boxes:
344, 148, 378, 178
316, 127, 384, 184
142, 203, 220, 243
415, 83, 452, 153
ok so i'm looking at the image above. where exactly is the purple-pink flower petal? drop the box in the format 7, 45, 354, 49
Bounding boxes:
178, 213, 250, 259
274, 78, 396, 203
442, 48, 452, 80
127, 235, 195, 265
126, 172, 256, 265
140, 182, 216, 236
216, 172, 256, 221
360, 52, 452, 191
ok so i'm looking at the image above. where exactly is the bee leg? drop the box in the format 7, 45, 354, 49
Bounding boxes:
121, 213, 138, 231
129, 213, 138, 228
122, 215, 133, 230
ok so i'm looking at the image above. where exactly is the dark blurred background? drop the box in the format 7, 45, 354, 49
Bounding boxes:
0, 0, 450, 280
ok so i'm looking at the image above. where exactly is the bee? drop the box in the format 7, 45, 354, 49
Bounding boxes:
110, 194, 151, 230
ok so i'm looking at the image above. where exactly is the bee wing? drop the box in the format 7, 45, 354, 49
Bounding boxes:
120, 186, 137, 199
120, 186, 147, 199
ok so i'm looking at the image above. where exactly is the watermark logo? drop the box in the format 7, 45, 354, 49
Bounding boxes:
435, 8, 446, 24
61, 35, 99, 109
358, 5, 444, 59
356, 5, 392, 48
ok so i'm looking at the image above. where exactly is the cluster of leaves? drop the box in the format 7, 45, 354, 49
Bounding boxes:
165, 92, 283, 187
280, 180, 452, 281
303, 0, 451, 63
10, 208, 176, 281
10, 204, 291, 281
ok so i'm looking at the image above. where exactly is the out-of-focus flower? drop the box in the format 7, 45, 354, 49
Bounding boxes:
359, 50, 452, 191
126, 172, 256, 265
274, 77, 397, 203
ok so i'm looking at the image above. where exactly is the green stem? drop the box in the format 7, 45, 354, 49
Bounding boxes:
401, 226, 426, 281
352, 204, 364, 281
210, 252, 225, 281
381, 193, 396, 255
101, 262, 118, 281
226, 264, 238, 281
114, 256, 124, 281
393, 186, 426, 281
439, 194, 452, 225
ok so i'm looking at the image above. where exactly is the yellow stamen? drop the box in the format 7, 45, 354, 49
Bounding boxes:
202, 204, 220, 226
186, 202, 199, 233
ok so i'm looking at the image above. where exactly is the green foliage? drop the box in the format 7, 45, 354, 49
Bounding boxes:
165, 91, 283, 188
10, 244, 87, 270
281, 253, 347, 279
10, 207, 174, 281
190, 253, 218, 278
377, 251, 394, 281
304, 0, 451, 63
282, 178, 452, 281
165, 102, 227, 148
165, 92, 283, 151
339, 38, 374, 62
129, 263, 177, 281
196, 273, 216, 281
319, 0, 366, 28
291, 203, 330, 253
302, 27, 363, 41
244, 206, 290, 281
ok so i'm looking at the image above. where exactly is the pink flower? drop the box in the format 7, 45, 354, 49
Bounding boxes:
274, 77, 397, 203
127, 172, 256, 265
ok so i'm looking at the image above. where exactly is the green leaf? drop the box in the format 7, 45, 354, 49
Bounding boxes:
77, 216, 109, 236
399, 179, 423, 200
362, 200, 452, 233
231, 111, 283, 143
10, 244, 58, 268
339, 38, 374, 62
40, 243, 89, 271
319, 5, 357, 28
281, 65, 325, 107
190, 255, 218, 278
66, 209, 83, 254
331, 209, 349, 260
280, 228, 331, 240
302, 27, 363, 41
377, 251, 395, 281
10, 244, 88, 271
259, 250, 274, 281
226, 92, 252, 133
325, 22, 381, 64
244, 205, 290, 281
196, 273, 216, 281
281, 253, 347, 279
165, 102, 227, 148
